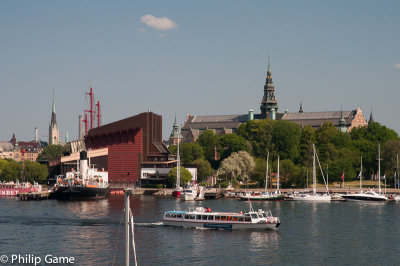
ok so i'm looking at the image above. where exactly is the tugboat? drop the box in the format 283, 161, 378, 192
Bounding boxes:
51, 151, 109, 200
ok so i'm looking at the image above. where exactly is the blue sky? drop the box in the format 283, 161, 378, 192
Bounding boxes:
0, 0, 399, 142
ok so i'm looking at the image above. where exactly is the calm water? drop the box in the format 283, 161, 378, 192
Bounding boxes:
1, 196, 400, 265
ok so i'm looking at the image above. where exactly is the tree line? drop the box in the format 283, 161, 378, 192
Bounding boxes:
0, 159, 48, 183
169, 120, 400, 188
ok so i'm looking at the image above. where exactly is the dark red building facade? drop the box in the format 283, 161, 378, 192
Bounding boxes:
85, 111, 172, 187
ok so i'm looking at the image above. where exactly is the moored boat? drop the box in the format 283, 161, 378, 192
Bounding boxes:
341, 189, 387, 202
238, 191, 284, 201
163, 206, 281, 230
0, 181, 42, 197
51, 151, 109, 200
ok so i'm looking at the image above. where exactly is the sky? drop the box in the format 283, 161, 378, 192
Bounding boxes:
0, 0, 399, 142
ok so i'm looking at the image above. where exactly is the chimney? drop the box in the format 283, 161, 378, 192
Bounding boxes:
35, 127, 39, 142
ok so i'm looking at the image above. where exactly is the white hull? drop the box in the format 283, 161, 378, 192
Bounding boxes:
293, 194, 331, 201
341, 193, 387, 202
163, 219, 279, 230
181, 193, 196, 201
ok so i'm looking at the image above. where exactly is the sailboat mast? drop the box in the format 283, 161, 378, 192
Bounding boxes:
360, 156, 363, 193
176, 134, 181, 188
397, 153, 399, 191
125, 191, 130, 266
277, 156, 280, 193
378, 144, 381, 194
313, 144, 316, 195
265, 151, 269, 194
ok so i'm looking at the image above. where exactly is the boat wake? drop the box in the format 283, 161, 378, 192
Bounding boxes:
134, 222, 163, 227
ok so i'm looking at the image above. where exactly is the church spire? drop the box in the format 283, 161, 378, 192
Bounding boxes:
260, 56, 278, 119
299, 102, 303, 113
49, 91, 60, 145
339, 107, 347, 133
369, 107, 375, 123
169, 114, 183, 145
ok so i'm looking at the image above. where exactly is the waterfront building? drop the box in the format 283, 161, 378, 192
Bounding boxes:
49, 92, 60, 145
180, 59, 367, 142
55, 111, 185, 188
0, 134, 45, 162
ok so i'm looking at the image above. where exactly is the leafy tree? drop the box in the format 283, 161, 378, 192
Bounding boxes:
271, 120, 301, 161
251, 158, 267, 187
167, 166, 192, 188
299, 126, 316, 166
24, 160, 48, 183
169, 143, 204, 165
217, 151, 255, 186
277, 159, 299, 188
382, 139, 400, 184
193, 159, 214, 182
197, 130, 219, 162
0, 159, 21, 182
218, 133, 249, 160
237, 119, 273, 158
38, 145, 66, 161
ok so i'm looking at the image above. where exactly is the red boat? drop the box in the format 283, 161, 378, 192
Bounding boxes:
0, 182, 42, 197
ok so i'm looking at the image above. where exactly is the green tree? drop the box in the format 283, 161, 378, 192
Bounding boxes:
167, 166, 192, 188
197, 130, 219, 162
169, 143, 204, 165
24, 161, 48, 183
0, 159, 21, 182
237, 119, 273, 158
193, 159, 214, 182
299, 126, 316, 166
271, 120, 301, 161
278, 159, 299, 188
38, 145, 66, 160
218, 133, 249, 160
251, 158, 267, 187
382, 139, 400, 185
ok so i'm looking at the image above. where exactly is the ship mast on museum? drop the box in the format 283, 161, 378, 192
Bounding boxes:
80, 84, 102, 139
260, 56, 279, 119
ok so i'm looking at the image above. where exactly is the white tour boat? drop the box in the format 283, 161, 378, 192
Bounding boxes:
163, 206, 281, 230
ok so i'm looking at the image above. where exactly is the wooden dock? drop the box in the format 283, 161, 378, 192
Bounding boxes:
18, 191, 51, 201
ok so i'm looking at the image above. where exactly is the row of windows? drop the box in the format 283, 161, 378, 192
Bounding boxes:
165, 213, 251, 222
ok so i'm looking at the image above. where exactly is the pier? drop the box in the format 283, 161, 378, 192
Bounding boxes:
18, 191, 51, 201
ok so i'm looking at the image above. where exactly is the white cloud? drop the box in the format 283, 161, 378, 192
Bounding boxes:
138, 28, 146, 33
159, 33, 166, 38
140, 14, 178, 31
394, 63, 400, 69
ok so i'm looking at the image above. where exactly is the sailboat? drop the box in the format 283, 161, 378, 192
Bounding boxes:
238, 152, 284, 201
395, 154, 400, 202
172, 133, 183, 198
293, 144, 331, 201
342, 146, 387, 202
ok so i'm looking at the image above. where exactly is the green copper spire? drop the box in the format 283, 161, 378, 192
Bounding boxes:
65, 131, 69, 143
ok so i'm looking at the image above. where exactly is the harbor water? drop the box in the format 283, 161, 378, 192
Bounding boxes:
1, 196, 399, 265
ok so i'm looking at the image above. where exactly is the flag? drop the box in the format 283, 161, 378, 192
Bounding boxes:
382, 175, 386, 180
341, 172, 344, 181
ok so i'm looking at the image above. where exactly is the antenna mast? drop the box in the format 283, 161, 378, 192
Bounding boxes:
85, 85, 94, 130
96, 100, 101, 127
